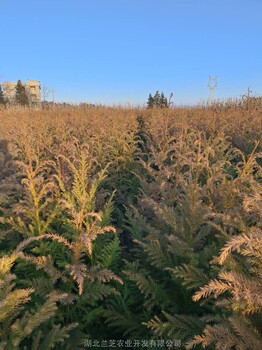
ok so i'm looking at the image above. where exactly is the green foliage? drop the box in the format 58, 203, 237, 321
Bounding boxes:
0, 105, 261, 349
147, 91, 168, 109
0, 85, 7, 106
103, 116, 261, 347
15, 80, 29, 106
0, 252, 77, 350
187, 228, 262, 349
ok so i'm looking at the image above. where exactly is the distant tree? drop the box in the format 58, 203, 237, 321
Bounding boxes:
153, 91, 161, 107
147, 91, 168, 109
0, 85, 7, 106
160, 92, 168, 108
15, 80, 29, 106
41, 84, 50, 102
147, 93, 154, 109
41, 84, 51, 109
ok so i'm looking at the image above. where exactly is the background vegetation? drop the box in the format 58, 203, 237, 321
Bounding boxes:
0, 99, 261, 349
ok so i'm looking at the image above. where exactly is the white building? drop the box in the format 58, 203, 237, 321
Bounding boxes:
2, 80, 41, 106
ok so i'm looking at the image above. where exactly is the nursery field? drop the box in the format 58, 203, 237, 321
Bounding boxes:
0, 103, 261, 350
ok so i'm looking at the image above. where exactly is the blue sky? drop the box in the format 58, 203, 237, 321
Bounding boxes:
1, 0, 262, 105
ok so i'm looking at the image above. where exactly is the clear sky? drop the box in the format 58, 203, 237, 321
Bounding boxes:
1, 0, 262, 105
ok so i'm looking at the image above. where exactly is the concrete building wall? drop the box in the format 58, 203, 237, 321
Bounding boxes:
2, 80, 41, 106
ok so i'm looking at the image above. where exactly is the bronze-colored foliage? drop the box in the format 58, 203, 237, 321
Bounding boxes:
0, 103, 261, 348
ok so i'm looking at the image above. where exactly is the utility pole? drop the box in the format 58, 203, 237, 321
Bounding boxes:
244, 87, 252, 111
208, 76, 217, 102
168, 92, 174, 108
52, 88, 55, 109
